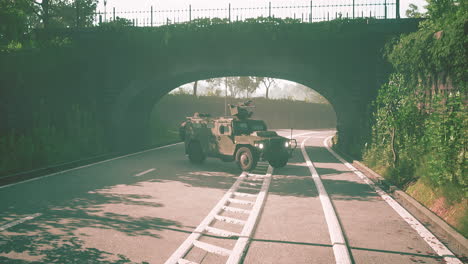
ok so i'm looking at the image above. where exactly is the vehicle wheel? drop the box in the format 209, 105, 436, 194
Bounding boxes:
188, 141, 205, 164
236, 147, 258, 171
269, 158, 288, 168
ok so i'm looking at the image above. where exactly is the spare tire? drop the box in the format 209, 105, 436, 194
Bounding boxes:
188, 141, 205, 164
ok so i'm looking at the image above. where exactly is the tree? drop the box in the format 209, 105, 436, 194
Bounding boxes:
232, 76, 262, 98
32, 0, 51, 29
32, 0, 97, 29
192, 80, 198, 96
425, 0, 459, 19
0, 0, 36, 44
205, 77, 262, 98
406, 4, 423, 18
260, 77, 275, 99
99, 16, 133, 27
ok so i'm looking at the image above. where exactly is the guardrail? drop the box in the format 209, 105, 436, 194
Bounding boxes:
95, 0, 400, 27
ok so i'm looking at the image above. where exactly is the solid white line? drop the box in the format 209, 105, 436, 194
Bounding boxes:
0, 213, 42, 232
134, 168, 156, 177
0, 142, 183, 190
323, 136, 463, 264
301, 137, 352, 264
273, 130, 324, 139
164, 172, 248, 264
291, 131, 323, 137
226, 165, 273, 264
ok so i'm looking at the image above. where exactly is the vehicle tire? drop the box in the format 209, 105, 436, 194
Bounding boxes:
188, 141, 205, 164
235, 147, 258, 171
269, 158, 288, 168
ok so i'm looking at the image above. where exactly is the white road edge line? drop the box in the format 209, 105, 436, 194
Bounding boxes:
323, 136, 463, 264
290, 131, 321, 137
301, 137, 352, 264
0, 142, 183, 189
0, 213, 42, 232
134, 168, 156, 177
274, 130, 323, 139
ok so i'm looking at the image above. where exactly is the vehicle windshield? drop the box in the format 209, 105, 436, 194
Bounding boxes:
255, 131, 278, 137
233, 120, 267, 135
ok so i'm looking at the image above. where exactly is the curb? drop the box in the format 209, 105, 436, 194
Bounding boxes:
351, 160, 468, 259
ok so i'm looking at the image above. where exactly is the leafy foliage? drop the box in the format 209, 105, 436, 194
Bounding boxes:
0, 0, 36, 45
406, 4, 425, 18
99, 16, 133, 28
0, 0, 97, 48
0, 102, 108, 176
365, 1, 467, 203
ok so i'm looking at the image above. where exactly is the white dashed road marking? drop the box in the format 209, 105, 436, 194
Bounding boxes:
134, 168, 156, 177
0, 213, 42, 232
0, 142, 182, 189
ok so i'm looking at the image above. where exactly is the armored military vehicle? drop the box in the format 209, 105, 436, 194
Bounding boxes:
179, 101, 297, 171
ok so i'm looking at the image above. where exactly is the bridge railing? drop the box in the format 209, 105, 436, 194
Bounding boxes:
94, 0, 399, 27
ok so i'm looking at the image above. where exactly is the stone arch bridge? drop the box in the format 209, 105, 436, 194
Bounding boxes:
0, 19, 420, 158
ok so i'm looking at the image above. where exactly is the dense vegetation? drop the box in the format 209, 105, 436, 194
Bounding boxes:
151, 94, 336, 132
363, 0, 467, 235
0, 102, 108, 176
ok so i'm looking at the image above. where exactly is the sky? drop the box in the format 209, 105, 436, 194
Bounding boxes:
96, 0, 428, 23
172, 78, 330, 103
98, 0, 428, 13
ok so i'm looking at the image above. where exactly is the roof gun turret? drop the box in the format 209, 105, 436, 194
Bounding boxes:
229, 100, 255, 120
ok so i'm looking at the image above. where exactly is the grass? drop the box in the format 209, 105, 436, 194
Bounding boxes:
403, 178, 467, 237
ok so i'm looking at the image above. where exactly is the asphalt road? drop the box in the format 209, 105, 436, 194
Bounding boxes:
0, 130, 458, 264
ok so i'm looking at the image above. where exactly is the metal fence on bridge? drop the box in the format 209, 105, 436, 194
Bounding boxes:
95, 0, 399, 27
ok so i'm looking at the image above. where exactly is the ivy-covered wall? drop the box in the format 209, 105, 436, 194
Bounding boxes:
363, 1, 467, 234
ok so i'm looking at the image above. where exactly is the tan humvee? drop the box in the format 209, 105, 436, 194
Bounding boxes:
179, 102, 297, 171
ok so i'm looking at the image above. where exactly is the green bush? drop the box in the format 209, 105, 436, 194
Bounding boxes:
364, 2, 467, 202
0, 101, 108, 177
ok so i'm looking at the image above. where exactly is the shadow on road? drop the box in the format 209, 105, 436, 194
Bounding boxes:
0, 155, 246, 263
0, 143, 382, 263
0, 189, 182, 263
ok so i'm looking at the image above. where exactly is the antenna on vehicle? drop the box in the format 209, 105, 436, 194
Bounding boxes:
224, 77, 228, 116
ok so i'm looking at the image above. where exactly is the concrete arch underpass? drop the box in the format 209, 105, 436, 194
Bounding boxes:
102, 19, 419, 156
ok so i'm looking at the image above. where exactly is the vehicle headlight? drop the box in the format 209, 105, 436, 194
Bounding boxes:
255, 142, 264, 149
285, 141, 289, 148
